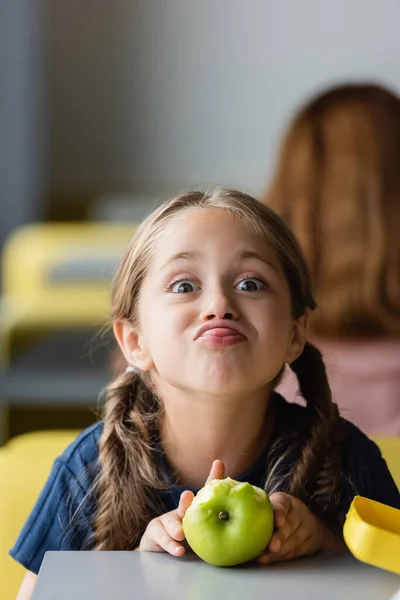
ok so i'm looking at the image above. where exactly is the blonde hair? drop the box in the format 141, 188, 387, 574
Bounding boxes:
93, 189, 344, 550
265, 83, 400, 337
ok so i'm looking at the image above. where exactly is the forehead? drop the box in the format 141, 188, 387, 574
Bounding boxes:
150, 207, 281, 269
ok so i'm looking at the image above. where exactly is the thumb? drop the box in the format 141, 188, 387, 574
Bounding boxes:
205, 459, 225, 485
269, 492, 292, 528
177, 490, 194, 520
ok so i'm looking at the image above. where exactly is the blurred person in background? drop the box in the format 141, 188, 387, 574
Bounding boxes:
264, 83, 400, 436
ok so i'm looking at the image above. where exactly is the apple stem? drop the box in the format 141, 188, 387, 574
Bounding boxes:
218, 511, 229, 520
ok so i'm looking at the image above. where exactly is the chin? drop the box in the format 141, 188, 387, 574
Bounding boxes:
171, 372, 245, 397
206, 351, 269, 388
197, 364, 248, 395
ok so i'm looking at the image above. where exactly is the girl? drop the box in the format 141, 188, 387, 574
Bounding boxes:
12, 189, 399, 600
263, 83, 400, 435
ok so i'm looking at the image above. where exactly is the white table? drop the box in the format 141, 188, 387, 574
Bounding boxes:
31, 551, 400, 600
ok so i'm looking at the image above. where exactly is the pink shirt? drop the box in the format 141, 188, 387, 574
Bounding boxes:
277, 338, 400, 436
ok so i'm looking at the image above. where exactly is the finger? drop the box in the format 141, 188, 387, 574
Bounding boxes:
264, 532, 313, 564
267, 516, 300, 553
269, 492, 291, 529
267, 533, 283, 554
205, 459, 225, 484
176, 490, 195, 520
259, 523, 306, 564
278, 522, 317, 560
161, 515, 186, 542
140, 519, 185, 556
259, 517, 301, 562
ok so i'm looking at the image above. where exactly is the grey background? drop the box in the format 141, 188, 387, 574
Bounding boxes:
0, 0, 46, 249
2, 0, 400, 244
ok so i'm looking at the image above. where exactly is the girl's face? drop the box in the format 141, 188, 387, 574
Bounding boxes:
118, 208, 306, 397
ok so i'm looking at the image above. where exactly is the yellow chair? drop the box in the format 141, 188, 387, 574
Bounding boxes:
0, 222, 135, 445
373, 437, 400, 489
0, 222, 135, 364
0, 430, 80, 600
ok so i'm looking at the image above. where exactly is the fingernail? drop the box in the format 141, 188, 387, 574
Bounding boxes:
174, 545, 183, 554
172, 527, 183, 542
259, 555, 269, 565
272, 540, 281, 552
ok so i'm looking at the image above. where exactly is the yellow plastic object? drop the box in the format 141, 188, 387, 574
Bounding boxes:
0, 430, 80, 600
343, 496, 400, 575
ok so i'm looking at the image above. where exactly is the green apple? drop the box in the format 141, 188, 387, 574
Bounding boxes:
182, 477, 274, 567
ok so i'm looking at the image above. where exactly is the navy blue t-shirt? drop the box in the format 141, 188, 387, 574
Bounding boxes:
10, 394, 400, 575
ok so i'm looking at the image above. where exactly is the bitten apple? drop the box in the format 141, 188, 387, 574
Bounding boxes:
182, 477, 274, 566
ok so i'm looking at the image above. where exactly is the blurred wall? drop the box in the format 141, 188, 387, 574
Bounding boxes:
2, 1, 400, 240
46, 0, 400, 198
0, 0, 46, 249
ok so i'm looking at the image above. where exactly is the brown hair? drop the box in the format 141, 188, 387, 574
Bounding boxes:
93, 189, 344, 550
264, 83, 400, 337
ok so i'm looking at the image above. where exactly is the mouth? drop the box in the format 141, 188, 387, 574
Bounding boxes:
194, 321, 247, 347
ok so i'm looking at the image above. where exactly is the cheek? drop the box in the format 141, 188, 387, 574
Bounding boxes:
136, 295, 158, 353
138, 299, 189, 358
258, 296, 292, 330
255, 300, 294, 352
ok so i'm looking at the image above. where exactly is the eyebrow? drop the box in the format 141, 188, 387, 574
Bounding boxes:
235, 250, 279, 272
160, 251, 200, 271
159, 249, 278, 272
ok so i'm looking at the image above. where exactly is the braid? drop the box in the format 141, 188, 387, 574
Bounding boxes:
93, 371, 165, 550
288, 342, 344, 515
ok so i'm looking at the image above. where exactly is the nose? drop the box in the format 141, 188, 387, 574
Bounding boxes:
199, 285, 239, 322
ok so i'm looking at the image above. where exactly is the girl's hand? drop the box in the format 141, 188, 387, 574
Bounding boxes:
139, 459, 225, 556
259, 492, 345, 565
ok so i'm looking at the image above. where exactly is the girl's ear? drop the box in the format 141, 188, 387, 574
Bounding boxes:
285, 309, 310, 365
113, 319, 154, 372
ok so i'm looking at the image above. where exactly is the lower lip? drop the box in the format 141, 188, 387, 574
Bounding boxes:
198, 328, 246, 347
